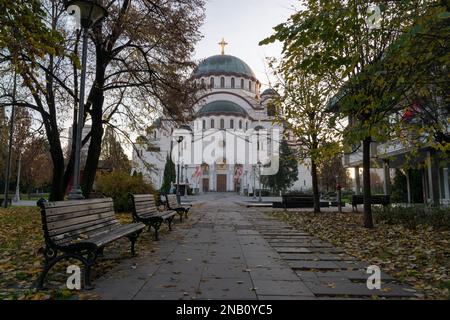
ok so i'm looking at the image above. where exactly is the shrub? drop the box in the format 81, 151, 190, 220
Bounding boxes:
96, 171, 155, 212
373, 205, 450, 230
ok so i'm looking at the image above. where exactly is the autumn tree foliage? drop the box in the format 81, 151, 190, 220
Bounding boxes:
100, 126, 131, 173
261, 59, 340, 212
261, 137, 298, 194
0, 0, 205, 200
318, 155, 350, 192
261, 0, 448, 227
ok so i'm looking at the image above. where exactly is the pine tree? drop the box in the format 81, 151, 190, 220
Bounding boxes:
261, 137, 298, 193
160, 155, 176, 194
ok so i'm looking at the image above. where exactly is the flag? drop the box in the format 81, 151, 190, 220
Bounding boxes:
234, 166, 243, 182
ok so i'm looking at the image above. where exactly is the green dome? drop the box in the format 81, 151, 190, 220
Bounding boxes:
194, 55, 256, 79
198, 101, 248, 117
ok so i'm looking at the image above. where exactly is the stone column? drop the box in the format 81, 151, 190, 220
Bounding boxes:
443, 167, 449, 202
427, 150, 440, 206
383, 160, 391, 195
421, 167, 429, 204
406, 169, 412, 204
354, 167, 361, 195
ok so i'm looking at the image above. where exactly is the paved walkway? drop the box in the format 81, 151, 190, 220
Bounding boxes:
93, 193, 420, 300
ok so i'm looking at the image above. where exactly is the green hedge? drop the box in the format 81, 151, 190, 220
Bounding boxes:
96, 171, 154, 212
374, 205, 450, 230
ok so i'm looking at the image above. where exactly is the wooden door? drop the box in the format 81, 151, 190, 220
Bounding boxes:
217, 174, 227, 192
202, 178, 209, 192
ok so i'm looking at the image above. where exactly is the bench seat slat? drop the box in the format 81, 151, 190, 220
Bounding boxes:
76, 223, 145, 248
47, 210, 116, 230
48, 216, 119, 239
45, 199, 114, 215
45, 204, 114, 221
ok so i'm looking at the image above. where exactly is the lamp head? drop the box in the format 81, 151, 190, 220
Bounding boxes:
65, 0, 108, 28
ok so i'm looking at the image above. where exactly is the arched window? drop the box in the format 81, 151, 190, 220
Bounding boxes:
211, 119, 215, 128
231, 78, 235, 88
239, 120, 242, 129
220, 118, 225, 129
202, 120, 206, 130
220, 77, 225, 88
241, 79, 244, 89
245, 122, 248, 131
249, 81, 252, 92
210, 77, 214, 88
201, 78, 205, 87
230, 119, 234, 129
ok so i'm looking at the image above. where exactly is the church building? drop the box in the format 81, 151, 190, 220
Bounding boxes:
132, 40, 312, 194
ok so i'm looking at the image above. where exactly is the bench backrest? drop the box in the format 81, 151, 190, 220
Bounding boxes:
40, 198, 120, 247
282, 195, 314, 203
166, 194, 180, 210
129, 194, 159, 220
351, 195, 390, 204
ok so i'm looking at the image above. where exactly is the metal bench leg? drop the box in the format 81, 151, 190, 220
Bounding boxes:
84, 251, 98, 290
37, 248, 96, 291
178, 211, 183, 223
185, 208, 190, 219
151, 221, 162, 241
127, 230, 142, 256
167, 216, 174, 231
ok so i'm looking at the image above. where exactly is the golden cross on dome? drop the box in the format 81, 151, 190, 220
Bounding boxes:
218, 38, 228, 55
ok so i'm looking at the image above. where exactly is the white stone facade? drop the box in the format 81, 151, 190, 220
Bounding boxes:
132, 53, 313, 194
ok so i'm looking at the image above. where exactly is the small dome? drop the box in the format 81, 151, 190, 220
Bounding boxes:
261, 88, 277, 96
194, 55, 256, 80
151, 117, 162, 128
198, 101, 248, 117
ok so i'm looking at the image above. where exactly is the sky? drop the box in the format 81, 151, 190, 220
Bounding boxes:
194, 0, 299, 89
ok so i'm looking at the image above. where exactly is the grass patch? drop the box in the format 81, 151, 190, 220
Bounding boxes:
0, 207, 158, 300
373, 206, 450, 230
270, 210, 450, 300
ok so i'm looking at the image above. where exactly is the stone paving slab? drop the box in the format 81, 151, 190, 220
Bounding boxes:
302, 279, 419, 298
92, 193, 419, 300
279, 253, 356, 261
246, 209, 420, 299
295, 270, 396, 282
253, 279, 315, 296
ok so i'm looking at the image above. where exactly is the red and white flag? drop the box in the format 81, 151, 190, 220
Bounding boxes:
234, 166, 243, 182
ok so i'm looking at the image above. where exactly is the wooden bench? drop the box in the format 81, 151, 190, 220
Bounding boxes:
165, 194, 191, 222
37, 198, 145, 289
281, 195, 330, 209
351, 194, 391, 212
129, 194, 177, 241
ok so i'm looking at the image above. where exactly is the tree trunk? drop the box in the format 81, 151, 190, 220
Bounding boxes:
311, 159, 320, 213
46, 127, 65, 201
80, 58, 106, 198
362, 136, 374, 228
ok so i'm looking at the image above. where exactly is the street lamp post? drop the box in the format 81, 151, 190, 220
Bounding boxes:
184, 164, 188, 197
258, 161, 262, 202
176, 136, 184, 203
13, 153, 21, 203
2, 72, 17, 208
66, 0, 107, 200
252, 165, 256, 199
